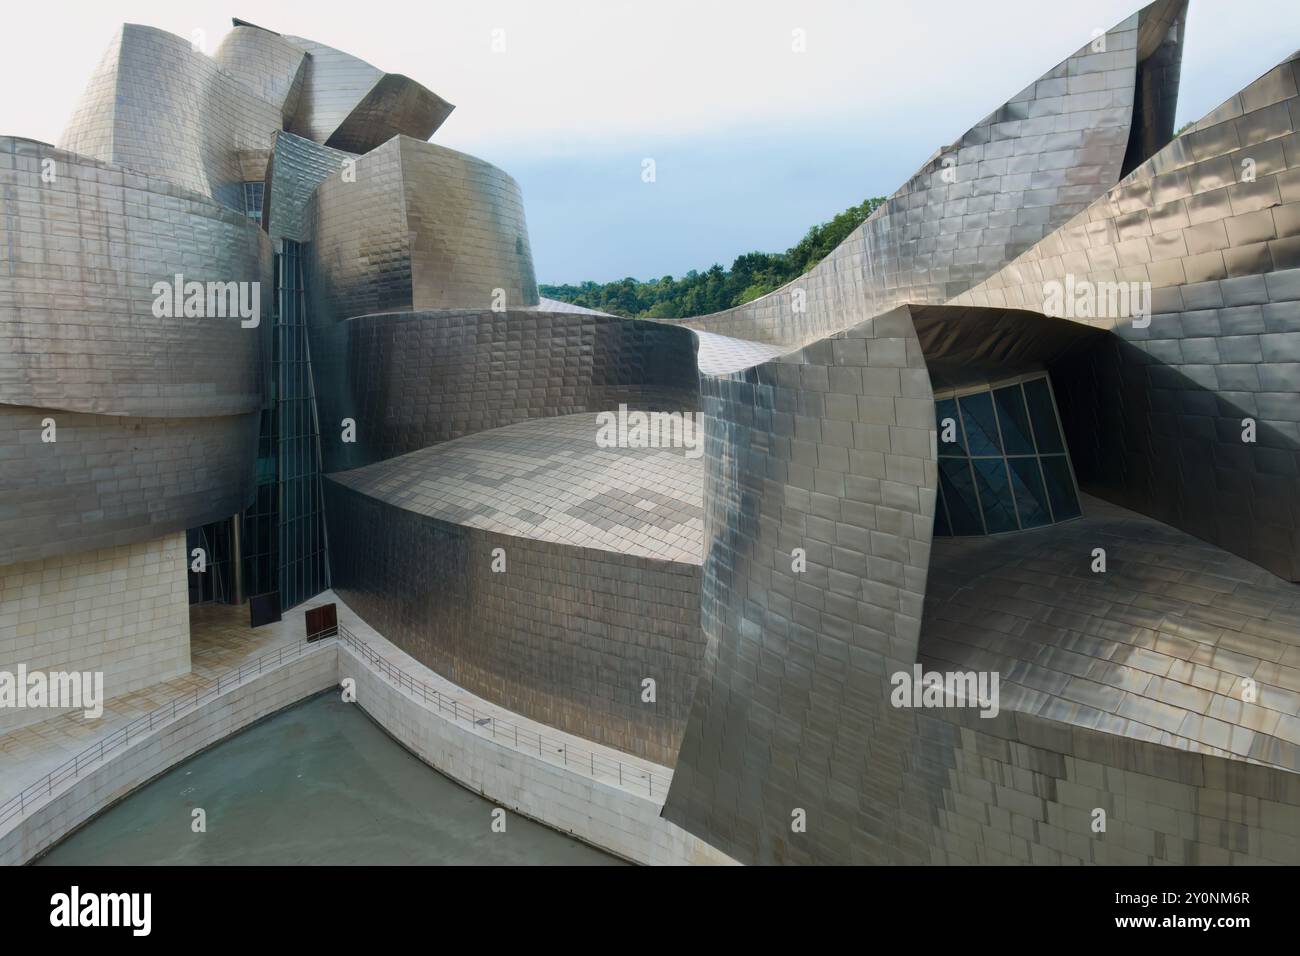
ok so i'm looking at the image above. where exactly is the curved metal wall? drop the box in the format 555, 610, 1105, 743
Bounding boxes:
59, 24, 284, 212
0, 138, 271, 565
313, 309, 698, 472
324, 478, 704, 765
0, 404, 259, 567
305, 135, 540, 327
264, 130, 353, 243
0, 139, 273, 419
212, 23, 308, 125
663, 307, 939, 860
664, 304, 1300, 864
952, 52, 1300, 580
281, 34, 454, 152
663, 1, 1186, 350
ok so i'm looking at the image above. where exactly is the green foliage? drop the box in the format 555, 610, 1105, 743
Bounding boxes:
539, 196, 886, 318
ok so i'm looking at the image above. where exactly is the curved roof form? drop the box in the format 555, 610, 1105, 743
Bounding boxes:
329, 413, 703, 563
281, 32, 454, 152
662, 0, 1188, 350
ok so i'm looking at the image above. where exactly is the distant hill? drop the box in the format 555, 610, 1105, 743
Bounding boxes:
539, 196, 886, 319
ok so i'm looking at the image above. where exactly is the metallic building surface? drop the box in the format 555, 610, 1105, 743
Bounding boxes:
329, 413, 704, 563
281, 34, 454, 152
952, 52, 1300, 580
923, 494, 1300, 771
263, 130, 353, 243
662, 1, 1187, 350
304, 135, 540, 329
0, 138, 270, 566
0, 404, 259, 567
0, 139, 272, 420
662, 307, 940, 861
325, 473, 705, 765
59, 24, 284, 213
663, 304, 1300, 864
4, 6, 1300, 867
212, 23, 308, 125
313, 309, 697, 472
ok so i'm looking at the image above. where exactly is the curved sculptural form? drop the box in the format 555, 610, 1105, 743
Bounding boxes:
664, 0, 1189, 350
0, 138, 271, 566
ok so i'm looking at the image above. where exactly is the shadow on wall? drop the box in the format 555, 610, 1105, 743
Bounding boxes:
1051, 335, 1300, 582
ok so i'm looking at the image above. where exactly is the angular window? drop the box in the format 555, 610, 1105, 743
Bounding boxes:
933, 373, 1081, 536
243, 181, 265, 225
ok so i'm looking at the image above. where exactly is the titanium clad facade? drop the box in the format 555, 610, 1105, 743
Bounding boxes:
304, 135, 539, 327
263, 131, 353, 243
281, 34, 454, 152
324, 414, 706, 764
952, 52, 1300, 580
664, 1, 1188, 350
314, 309, 697, 473
60, 24, 285, 213
212, 23, 309, 125
4, 5, 1300, 867
0, 137, 271, 566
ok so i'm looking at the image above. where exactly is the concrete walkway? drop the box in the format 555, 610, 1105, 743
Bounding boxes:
1, 589, 679, 817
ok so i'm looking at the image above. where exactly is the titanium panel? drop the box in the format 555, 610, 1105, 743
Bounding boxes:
59, 24, 284, 212
313, 308, 698, 472
952, 51, 1300, 579
661, 2, 1187, 349
0, 138, 272, 420
325, 473, 705, 766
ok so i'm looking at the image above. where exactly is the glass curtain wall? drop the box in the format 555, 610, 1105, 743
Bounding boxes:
934, 373, 1082, 537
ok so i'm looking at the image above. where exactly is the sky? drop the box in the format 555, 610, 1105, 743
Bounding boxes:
2, 0, 1298, 284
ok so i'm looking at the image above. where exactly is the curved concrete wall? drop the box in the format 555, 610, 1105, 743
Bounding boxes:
313, 309, 698, 472
664, 1, 1186, 350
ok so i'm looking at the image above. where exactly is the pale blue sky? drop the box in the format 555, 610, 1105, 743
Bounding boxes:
3, 0, 1298, 283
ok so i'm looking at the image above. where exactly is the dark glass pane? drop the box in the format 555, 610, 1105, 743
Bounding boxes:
939, 459, 984, 535
935, 398, 965, 456
933, 490, 952, 537
958, 391, 1002, 456
1008, 456, 1051, 528
972, 458, 1017, 533
1023, 377, 1064, 453
994, 385, 1035, 454
1041, 455, 1081, 519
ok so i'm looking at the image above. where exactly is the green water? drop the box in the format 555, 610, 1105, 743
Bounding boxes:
37, 693, 624, 866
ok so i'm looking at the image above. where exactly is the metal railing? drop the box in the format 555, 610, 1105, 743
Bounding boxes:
0, 635, 336, 829
335, 624, 671, 799
1, 621, 672, 831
